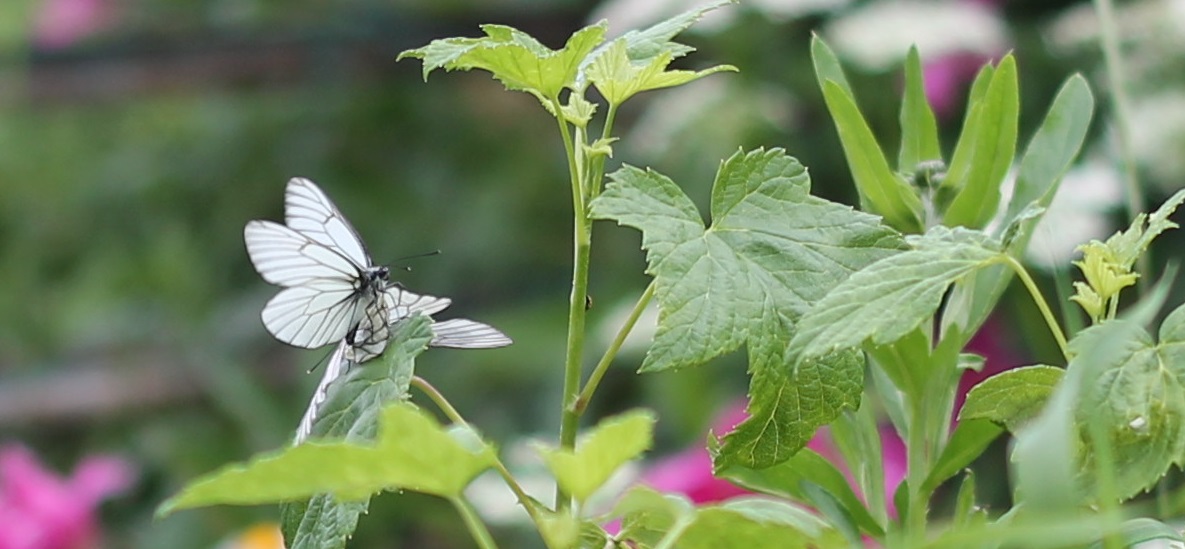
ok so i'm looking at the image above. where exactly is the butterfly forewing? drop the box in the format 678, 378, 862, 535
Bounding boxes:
244, 221, 363, 286
430, 319, 513, 349
294, 339, 351, 444
284, 178, 372, 269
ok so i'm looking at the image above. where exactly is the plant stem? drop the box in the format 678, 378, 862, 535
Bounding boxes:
587, 103, 619, 201
573, 281, 655, 415
1003, 256, 1070, 360
411, 376, 544, 527
450, 495, 500, 549
1092, 0, 1149, 288
554, 97, 594, 511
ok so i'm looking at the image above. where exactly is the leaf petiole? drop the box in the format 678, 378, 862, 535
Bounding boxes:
411, 376, 545, 529
1002, 255, 1070, 360
573, 281, 656, 416
450, 495, 500, 549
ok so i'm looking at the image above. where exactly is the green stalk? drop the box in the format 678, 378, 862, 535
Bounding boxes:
450, 496, 499, 549
1092, 0, 1149, 288
572, 281, 655, 416
904, 400, 928, 548
553, 97, 594, 511
411, 376, 544, 527
1003, 256, 1070, 361
587, 103, 619, 200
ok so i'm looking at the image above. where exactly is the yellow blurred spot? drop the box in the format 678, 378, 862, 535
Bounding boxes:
234, 523, 284, 549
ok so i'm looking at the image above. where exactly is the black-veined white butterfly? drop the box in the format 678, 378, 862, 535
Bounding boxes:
244, 177, 393, 350
241, 177, 512, 442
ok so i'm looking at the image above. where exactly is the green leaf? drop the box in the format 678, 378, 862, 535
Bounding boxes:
898, 46, 941, 171
537, 409, 656, 503
591, 148, 902, 373
921, 419, 1004, 494
820, 80, 924, 233
809, 35, 923, 233
940, 75, 1094, 344
1001, 75, 1095, 232
614, 485, 694, 547
604, 0, 735, 63
953, 469, 984, 530
587, 39, 736, 105
942, 55, 1019, 229
1087, 518, 1185, 548
280, 314, 433, 549
1069, 307, 1185, 500
719, 344, 864, 468
1105, 188, 1185, 268
398, 22, 607, 101
809, 34, 854, 97
591, 149, 901, 468
717, 447, 883, 537
790, 226, 1003, 360
158, 402, 496, 514
960, 365, 1064, 432
677, 499, 841, 549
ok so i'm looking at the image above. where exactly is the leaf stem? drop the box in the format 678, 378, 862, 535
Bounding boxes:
573, 281, 655, 416
411, 376, 544, 527
587, 103, 620, 201
1092, 0, 1149, 289
450, 495, 500, 549
1002, 255, 1070, 360
554, 96, 594, 511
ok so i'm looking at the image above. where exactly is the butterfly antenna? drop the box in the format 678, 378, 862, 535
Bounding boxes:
307, 346, 337, 374
389, 249, 441, 272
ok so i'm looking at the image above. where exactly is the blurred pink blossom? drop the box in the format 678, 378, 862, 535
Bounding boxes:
33, 0, 112, 49
0, 444, 134, 549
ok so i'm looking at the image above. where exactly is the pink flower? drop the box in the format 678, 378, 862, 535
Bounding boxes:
0, 444, 135, 549
33, 0, 113, 50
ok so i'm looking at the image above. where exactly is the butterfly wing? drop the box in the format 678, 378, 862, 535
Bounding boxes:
430, 318, 513, 349
284, 178, 372, 269
261, 281, 363, 349
294, 339, 352, 444
244, 220, 364, 287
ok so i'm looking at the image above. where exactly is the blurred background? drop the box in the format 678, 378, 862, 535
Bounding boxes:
1, 0, 1184, 547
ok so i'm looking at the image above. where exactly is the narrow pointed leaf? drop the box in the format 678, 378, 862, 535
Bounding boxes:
898, 46, 941, 171
820, 81, 924, 233
943, 56, 1019, 229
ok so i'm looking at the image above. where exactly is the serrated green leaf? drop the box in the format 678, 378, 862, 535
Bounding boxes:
898, 46, 941, 171
537, 409, 655, 503
943, 55, 1018, 229
279, 315, 434, 549
610, 0, 734, 62
591, 148, 902, 373
587, 39, 736, 105
820, 80, 925, 233
398, 22, 606, 101
1106, 188, 1185, 268
718, 343, 864, 468
960, 365, 1064, 432
790, 226, 1004, 360
677, 498, 841, 549
591, 148, 900, 469
158, 402, 495, 516
717, 447, 883, 537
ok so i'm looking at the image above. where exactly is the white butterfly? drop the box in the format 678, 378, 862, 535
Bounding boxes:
241, 177, 512, 443
294, 286, 513, 443
244, 177, 392, 350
